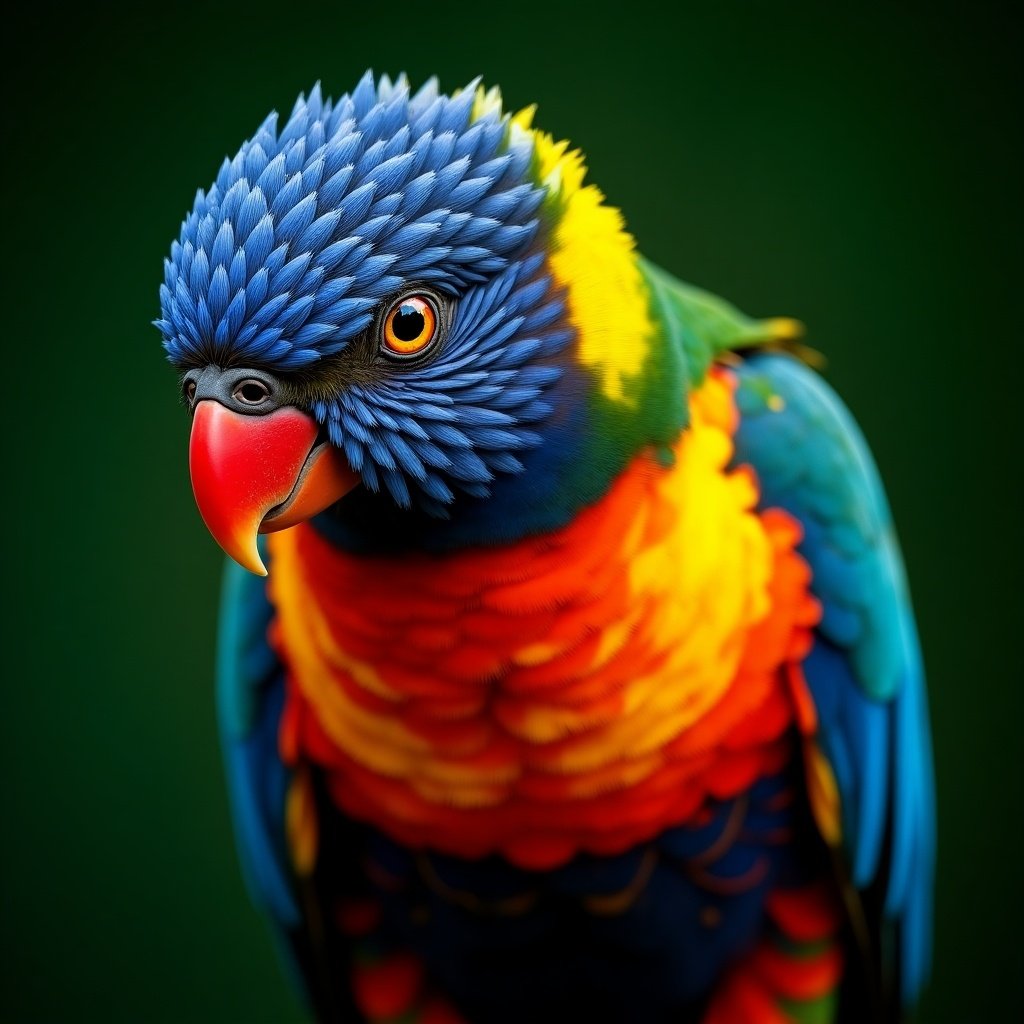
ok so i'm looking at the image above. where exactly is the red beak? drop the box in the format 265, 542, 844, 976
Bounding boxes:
188, 402, 359, 575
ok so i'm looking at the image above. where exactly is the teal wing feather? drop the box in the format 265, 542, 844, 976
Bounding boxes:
218, 552, 362, 1021
731, 351, 935, 1008
217, 554, 299, 926
217, 552, 321, 1011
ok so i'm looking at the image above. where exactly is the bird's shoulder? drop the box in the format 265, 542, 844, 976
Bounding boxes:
639, 258, 813, 389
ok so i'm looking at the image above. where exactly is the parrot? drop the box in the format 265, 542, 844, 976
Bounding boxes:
156, 72, 934, 1023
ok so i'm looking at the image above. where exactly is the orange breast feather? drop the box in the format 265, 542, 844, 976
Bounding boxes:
269, 370, 820, 869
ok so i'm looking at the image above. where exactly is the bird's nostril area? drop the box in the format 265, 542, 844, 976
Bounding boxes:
234, 379, 272, 405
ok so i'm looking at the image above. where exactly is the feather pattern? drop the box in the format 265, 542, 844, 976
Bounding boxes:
158, 73, 935, 1023
157, 73, 544, 370
731, 352, 935, 1006
324, 251, 569, 509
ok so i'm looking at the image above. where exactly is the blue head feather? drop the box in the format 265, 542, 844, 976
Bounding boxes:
158, 72, 545, 369
325, 250, 571, 515
157, 73, 576, 516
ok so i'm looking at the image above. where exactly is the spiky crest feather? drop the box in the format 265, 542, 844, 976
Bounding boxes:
157, 72, 545, 371
157, 73, 572, 513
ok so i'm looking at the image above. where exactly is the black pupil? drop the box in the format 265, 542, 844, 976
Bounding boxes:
393, 303, 426, 342
240, 382, 267, 403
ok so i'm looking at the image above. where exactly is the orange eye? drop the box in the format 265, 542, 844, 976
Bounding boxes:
382, 295, 438, 357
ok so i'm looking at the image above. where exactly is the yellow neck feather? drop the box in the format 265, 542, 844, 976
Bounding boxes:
511, 106, 655, 406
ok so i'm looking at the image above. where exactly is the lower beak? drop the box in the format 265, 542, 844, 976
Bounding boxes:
188, 402, 359, 575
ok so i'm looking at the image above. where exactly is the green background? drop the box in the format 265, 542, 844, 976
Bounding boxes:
4, 1, 1020, 1020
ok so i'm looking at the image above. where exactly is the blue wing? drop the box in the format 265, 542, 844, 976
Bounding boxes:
732, 352, 935, 1006
218, 552, 368, 1022
216, 552, 310, 1001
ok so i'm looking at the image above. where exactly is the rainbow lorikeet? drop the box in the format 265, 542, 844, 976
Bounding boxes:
156, 73, 934, 1023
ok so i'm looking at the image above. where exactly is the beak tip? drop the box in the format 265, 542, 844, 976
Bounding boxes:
188, 401, 352, 578
205, 518, 268, 577
235, 539, 269, 577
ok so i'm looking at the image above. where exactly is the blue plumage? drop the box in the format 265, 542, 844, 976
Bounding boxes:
341, 777, 804, 1022
216, 549, 298, 927
169, 73, 936, 1023
323, 250, 570, 512
157, 73, 580, 513
733, 352, 936, 1005
157, 73, 544, 371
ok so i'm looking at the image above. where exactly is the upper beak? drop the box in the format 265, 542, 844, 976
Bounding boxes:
188, 402, 358, 575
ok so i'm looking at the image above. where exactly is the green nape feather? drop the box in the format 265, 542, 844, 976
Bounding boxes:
639, 258, 813, 388
564, 259, 808, 517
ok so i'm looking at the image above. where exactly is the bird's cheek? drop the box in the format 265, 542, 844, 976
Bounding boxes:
188, 402, 358, 576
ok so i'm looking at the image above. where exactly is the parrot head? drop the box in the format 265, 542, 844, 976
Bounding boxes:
157, 73, 685, 573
